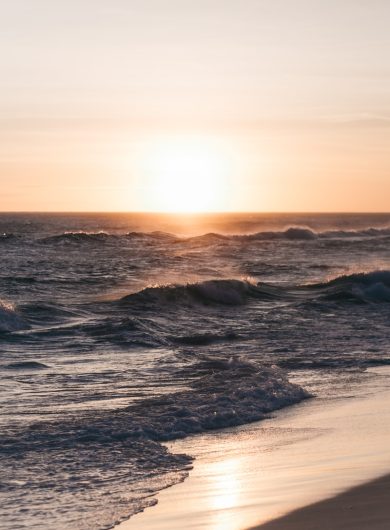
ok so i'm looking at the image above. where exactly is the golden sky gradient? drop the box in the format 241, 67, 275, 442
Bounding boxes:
1, 1, 389, 212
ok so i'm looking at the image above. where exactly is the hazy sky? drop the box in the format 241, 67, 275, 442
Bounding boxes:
1, 0, 389, 211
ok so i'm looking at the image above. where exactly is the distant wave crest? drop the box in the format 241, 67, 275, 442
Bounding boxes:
231, 225, 390, 242
40, 230, 178, 245
37, 225, 390, 246
40, 231, 112, 244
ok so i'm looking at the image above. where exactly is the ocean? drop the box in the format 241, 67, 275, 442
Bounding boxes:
1, 212, 390, 530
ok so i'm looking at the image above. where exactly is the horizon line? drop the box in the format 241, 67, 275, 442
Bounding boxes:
1, 210, 390, 215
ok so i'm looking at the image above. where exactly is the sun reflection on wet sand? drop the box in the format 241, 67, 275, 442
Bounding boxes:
209, 458, 243, 530
119, 368, 390, 530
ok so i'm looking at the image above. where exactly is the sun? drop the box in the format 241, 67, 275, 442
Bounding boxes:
136, 137, 232, 212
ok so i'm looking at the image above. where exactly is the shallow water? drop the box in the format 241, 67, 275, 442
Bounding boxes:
121, 367, 390, 530
1, 212, 390, 529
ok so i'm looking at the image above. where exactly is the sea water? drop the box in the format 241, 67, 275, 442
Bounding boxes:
1, 212, 390, 529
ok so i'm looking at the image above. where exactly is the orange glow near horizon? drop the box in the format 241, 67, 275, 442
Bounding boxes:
1, 2, 390, 212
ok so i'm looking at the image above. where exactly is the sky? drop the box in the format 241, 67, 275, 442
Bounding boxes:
1, 0, 389, 212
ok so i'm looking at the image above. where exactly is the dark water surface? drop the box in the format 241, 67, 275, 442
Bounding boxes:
1, 212, 390, 529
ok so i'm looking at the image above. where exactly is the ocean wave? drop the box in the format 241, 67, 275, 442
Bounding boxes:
1, 359, 308, 447
239, 226, 319, 241
78, 316, 169, 348
230, 225, 390, 242
325, 270, 390, 287
1, 359, 308, 529
120, 279, 270, 306
173, 226, 319, 244
40, 230, 179, 245
4, 361, 49, 370
125, 230, 178, 242
153, 358, 309, 438
315, 270, 390, 302
36, 225, 390, 247
322, 226, 390, 239
0, 301, 29, 332
172, 225, 390, 244
119, 270, 390, 309
183, 232, 230, 245
1, 358, 308, 447
40, 231, 112, 244
178, 225, 390, 244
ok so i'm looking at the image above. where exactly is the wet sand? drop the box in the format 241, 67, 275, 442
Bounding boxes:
117, 368, 390, 530
254, 473, 390, 530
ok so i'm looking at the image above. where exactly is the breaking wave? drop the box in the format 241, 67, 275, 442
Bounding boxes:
120, 279, 269, 306
119, 270, 390, 309
0, 301, 29, 333
143, 358, 310, 439
1, 359, 308, 530
238, 226, 319, 241
317, 270, 390, 302
228, 225, 390, 242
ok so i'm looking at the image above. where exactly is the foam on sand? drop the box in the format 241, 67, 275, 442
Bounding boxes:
1, 359, 308, 530
120, 368, 390, 530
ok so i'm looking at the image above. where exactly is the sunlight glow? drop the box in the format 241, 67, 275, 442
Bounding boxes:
209, 457, 243, 530
136, 137, 232, 212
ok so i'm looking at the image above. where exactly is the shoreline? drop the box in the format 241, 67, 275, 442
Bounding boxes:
118, 367, 390, 530
253, 473, 390, 530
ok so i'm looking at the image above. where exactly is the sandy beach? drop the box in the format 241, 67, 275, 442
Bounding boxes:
118, 368, 390, 530
254, 473, 390, 530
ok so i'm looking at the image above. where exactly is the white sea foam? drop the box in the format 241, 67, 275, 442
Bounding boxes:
1, 359, 308, 530
0, 301, 28, 332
